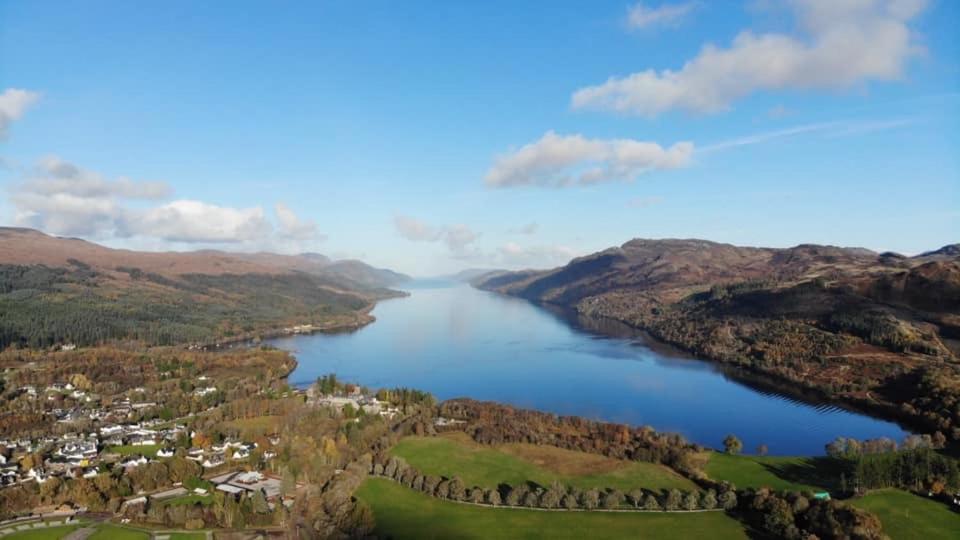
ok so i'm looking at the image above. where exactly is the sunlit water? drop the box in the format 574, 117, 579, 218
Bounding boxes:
270, 281, 909, 456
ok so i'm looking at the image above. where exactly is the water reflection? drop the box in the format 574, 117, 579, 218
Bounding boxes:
270, 281, 909, 456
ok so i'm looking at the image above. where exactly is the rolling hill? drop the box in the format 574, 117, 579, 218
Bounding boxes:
475, 238, 960, 441
0, 227, 410, 348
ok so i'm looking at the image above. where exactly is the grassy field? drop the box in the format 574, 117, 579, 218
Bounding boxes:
703, 452, 835, 492
223, 415, 283, 437
1, 524, 82, 540
87, 524, 150, 540
107, 444, 160, 458
163, 494, 214, 507
391, 433, 697, 492
356, 478, 748, 540
851, 489, 960, 540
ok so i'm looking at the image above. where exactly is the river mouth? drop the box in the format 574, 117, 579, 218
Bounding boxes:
269, 280, 910, 456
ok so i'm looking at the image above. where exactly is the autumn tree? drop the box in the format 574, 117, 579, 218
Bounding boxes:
723, 434, 742, 455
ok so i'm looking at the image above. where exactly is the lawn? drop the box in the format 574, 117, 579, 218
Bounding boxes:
356, 478, 748, 540
703, 452, 835, 492
390, 433, 697, 492
224, 415, 283, 436
107, 444, 160, 458
851, 489, 960, 540
88, 524, 150, 540
1, 524, 83, 540
162, 494, 214, 507
167, 533, 207, 539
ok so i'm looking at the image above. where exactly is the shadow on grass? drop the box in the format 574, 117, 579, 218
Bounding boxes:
758, 457, 849, 494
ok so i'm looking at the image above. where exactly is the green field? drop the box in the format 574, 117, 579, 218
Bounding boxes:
0, 524, 82, 540
851, 489, 960, 540
163, 494, 214, 507
107, 444, 161, 458
87, 524, 150, 540
224, 415, 283, 436
391, 434, 697, 492
703, 452, 835, 492
356, 478, 748, 540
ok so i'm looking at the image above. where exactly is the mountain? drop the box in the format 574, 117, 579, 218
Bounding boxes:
475, 238, 960, 440
0, 227, 409, 349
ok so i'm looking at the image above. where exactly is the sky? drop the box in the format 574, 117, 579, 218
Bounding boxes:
0, 0, 957, 276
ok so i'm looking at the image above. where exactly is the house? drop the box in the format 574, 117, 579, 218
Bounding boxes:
202, 454, 225, 468
232, 447, 251, 460
129, 435, 157, 446
157, 448, 175, 458
120, 456, 148, 469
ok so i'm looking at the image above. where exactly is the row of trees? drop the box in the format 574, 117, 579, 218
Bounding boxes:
824, 436, 959, 494
369, 455, 736, 512
438, 399, 701, 474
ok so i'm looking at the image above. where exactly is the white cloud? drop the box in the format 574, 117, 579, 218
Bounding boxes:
393, 215, 479, 255
573, 0, 927, 116
0, 88, 40, 138
274, 202, 321, 241
30, 155, 171, 199
9, 155, 323, 248
122, 200, 272, 244
485, 131, 693, 188
627, 2, 698, 30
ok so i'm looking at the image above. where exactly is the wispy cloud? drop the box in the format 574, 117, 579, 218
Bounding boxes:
0, 88, 40, 138
393, 215, 479, 254
699, 117, 918, 153
626, 2, 698, 30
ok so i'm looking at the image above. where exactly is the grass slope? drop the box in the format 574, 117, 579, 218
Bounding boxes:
1, 525, 82, 540
108, 444, 160, 458
357, 478, 748, 540
851, 489, 960, 540
87, 524, 150, 540
704, 452, 834, 492
391, 433, 696, 492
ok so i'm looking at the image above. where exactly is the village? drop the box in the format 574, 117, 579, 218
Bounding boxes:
0, 368, 410, 533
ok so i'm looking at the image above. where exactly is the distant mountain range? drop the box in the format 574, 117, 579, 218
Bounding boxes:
0, 227, 410, 289
0, 227, 410, 348
475, 238, 960, 440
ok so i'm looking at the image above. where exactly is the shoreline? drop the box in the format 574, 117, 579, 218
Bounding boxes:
478, 286, 928, 440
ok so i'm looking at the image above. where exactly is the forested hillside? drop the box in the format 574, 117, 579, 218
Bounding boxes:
0, 227, 409, 348
475, 239, 960, 441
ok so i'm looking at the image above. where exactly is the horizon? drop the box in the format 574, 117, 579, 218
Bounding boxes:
1, 0, 958, 275
2, 224, 955, 278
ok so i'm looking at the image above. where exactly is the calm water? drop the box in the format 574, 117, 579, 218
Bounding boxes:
270, 281, 909, 456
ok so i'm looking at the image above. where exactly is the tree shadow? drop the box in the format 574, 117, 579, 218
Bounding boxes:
758, 457, 850, 494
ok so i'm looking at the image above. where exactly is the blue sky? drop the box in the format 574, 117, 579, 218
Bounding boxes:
0, 0, 957, 275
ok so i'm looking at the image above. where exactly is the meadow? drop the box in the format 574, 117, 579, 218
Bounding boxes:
390, 433, 697, 492
851, 489, 960, 540
356, 478, 749, 540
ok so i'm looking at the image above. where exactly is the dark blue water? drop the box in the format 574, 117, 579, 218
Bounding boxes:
270, 281, 910, 456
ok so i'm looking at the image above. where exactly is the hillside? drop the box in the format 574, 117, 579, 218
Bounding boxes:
475, 238, 960, 441
0, 227, 410, 348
